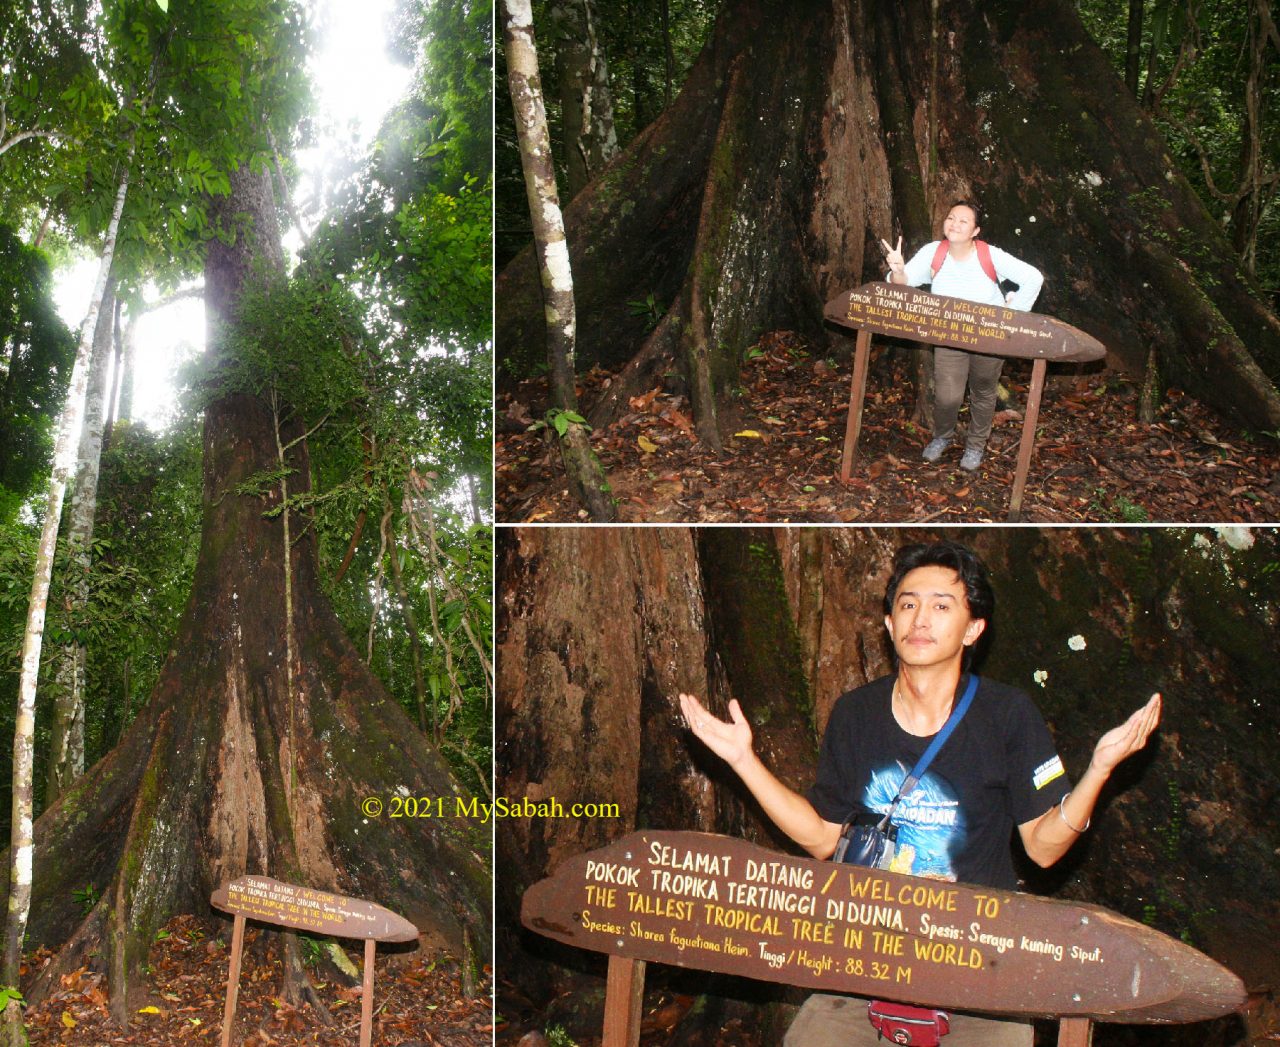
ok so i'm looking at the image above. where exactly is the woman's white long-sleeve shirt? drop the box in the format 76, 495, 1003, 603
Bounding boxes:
889, 241, 1044, 313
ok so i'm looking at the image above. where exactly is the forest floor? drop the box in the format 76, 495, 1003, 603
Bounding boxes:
22, 914, 492, 1046
496, 333, 1280, 524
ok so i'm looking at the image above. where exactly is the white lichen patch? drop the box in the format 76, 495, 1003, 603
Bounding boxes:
542, 237, 573, 293
1213, 526, 1255, 551
504, 0, 533, 28
15, 843, 32, 885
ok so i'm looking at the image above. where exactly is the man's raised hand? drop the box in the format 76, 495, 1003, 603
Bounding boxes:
1090, 693, 1162, 777
679, 693, 753, 770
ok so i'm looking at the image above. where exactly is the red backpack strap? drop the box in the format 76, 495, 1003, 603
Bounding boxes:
975, 239, 999, 285
929, 240, 948, 279
931, 239, 1001, 285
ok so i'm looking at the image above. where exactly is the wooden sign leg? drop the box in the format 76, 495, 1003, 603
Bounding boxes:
360, 938, 376, 1047
220, 913, 246, 1047
1009, 357, 1047, 521
1058, 1016, 1093, 1047
839, 329, 872, 483
602, 954, 646, 1047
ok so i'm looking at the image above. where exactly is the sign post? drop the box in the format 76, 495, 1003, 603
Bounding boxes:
823, 283, 1106, 520
522, 831, 1243, 1047
212, 876, 418, 1047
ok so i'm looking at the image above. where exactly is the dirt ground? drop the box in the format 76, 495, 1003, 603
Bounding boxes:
497, 333, 1280, 524
22, 914, 492, 1046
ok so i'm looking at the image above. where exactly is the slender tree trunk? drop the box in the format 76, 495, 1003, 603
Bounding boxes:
661, 0, 674, 107
47, 275, 119, 806
503, 0, 616, 519
554, 0, 620, 198
115, 315, 138, 425
3, 157, 132, 1043
1125, 0, 1145, 97
102, 296, 124, 452
0, 341, 17, 481
383, 491, 430, 733
403, 473, 494, 708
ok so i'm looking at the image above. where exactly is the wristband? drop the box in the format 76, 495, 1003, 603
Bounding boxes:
1058, 791, 1090, 833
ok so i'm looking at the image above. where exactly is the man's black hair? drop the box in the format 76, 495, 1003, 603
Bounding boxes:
948, 198, 985, 228
884, 542, 995, 670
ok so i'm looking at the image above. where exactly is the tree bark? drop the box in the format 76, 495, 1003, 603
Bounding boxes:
497, 0, 1280, 441
496, 527, 721, 1002
1125, 0, 1144, 97
101, 295, 124, 452
384, 501, 430, 734
553, 0, 620, 198
503, 0, 616, 519
3, 153, 133, 1039
3, 162, 489, 1025
47, 275, 119, 806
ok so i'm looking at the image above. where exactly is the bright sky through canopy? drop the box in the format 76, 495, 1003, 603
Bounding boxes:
51, 0, 413, 431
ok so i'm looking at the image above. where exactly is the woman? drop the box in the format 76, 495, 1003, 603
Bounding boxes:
881, 201, 1043, 472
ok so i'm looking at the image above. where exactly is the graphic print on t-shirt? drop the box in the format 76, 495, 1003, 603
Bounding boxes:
865, 760, 965, 880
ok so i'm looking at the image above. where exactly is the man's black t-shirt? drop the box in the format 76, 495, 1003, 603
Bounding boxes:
807, 674, 1071, 889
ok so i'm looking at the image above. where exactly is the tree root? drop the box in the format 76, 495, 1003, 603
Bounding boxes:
587, 293, 685, 430
559, 424, 616, 520
281, 931, 335, 1026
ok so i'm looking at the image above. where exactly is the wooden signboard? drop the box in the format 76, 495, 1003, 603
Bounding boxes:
523, 831, 1244, 1046
822, 282, 1107, 520
212, 876, 418, 1047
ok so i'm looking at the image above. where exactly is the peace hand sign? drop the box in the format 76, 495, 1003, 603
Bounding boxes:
880, 235, 905, 276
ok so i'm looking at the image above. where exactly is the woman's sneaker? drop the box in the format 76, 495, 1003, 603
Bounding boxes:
922, 437, 951, 463
960, 447, 984, 471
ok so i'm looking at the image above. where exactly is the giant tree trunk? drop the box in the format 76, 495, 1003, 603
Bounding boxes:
496, 0, 1280, 441
497, 525, 1280, 1045
4, 163, 489, 1025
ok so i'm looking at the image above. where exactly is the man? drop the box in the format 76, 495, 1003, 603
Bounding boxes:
881, 201, 1044, 472
680, 540, 1161, 1046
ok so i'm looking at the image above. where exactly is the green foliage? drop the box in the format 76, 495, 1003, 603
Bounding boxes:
297, 933, 325, 968
72, 883, 101, 915
627, 292, 662, 331
1075, 0, 1280, 297
546, 1025, 580, 1047
545, 407, 588, 437
0, 225, 76, 518
496, 0, 721, 265
0, 421, 202, 829
1, 0, 314, 295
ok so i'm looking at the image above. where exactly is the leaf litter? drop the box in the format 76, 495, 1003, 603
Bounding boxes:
23, 914, 491, 1046
497, 333, 1280, 523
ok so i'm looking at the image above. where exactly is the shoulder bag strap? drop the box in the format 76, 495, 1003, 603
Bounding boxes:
878, 674, 980, 828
